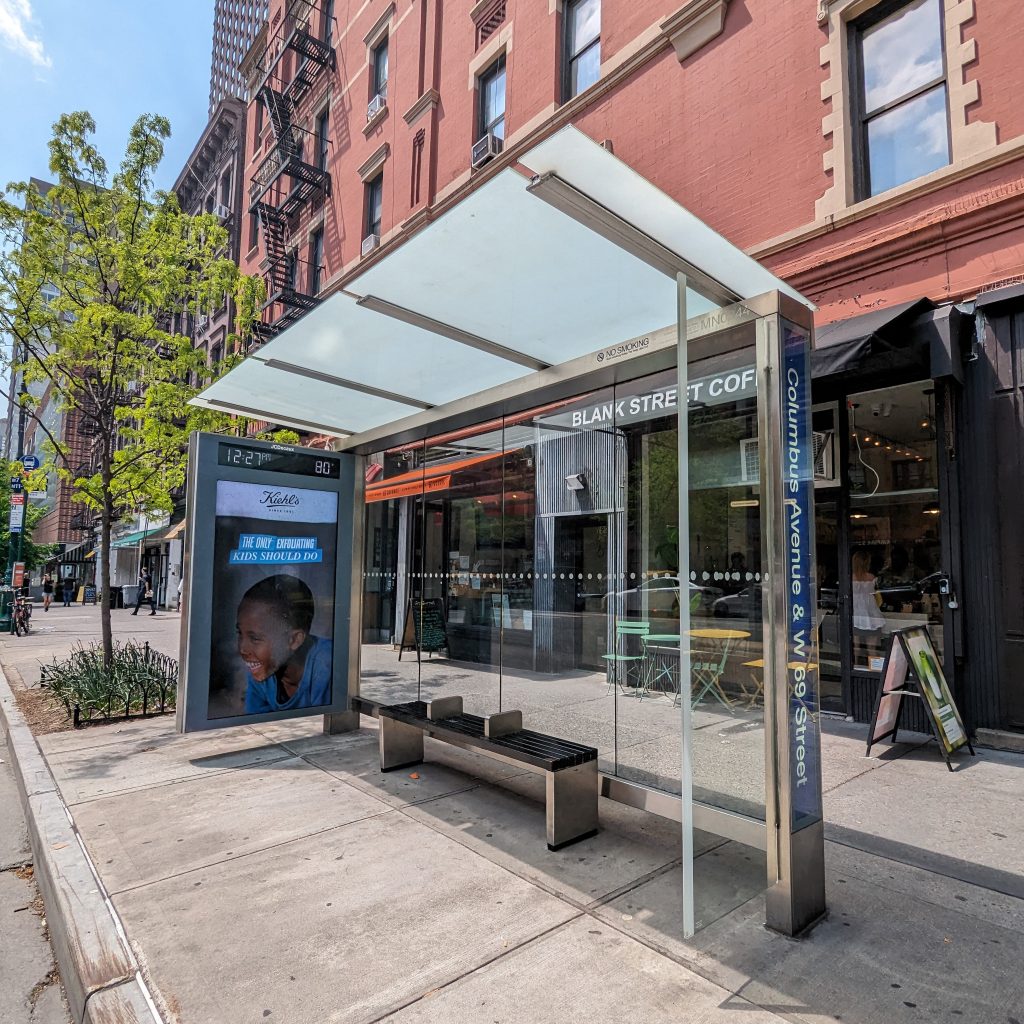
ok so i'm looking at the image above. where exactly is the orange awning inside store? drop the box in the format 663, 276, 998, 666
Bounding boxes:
365, 451, 509, 503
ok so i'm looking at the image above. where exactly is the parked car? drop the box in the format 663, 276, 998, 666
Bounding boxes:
601, 576, 723, 617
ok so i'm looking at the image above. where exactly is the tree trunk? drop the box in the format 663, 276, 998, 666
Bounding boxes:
99, 479, 114, 670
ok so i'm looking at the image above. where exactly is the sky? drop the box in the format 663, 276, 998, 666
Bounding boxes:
0, 0, 217, 194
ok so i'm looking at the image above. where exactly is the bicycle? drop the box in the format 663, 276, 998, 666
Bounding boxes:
13, 594, 32, 636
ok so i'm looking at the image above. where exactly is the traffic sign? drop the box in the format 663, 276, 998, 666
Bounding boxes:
10, 493, 25, 505
21, 455, 39, 471
9, 477, 22, 492
28, 491, 47, 501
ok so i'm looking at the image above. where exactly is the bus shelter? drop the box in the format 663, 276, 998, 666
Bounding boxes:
192, 126, 824, 937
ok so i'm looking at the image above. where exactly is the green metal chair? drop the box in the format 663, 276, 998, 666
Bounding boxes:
690, 642, 736, 711
604, 620, 650, 697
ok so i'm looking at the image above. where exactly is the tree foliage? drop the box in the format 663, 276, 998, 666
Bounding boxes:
0, 111, 266, 661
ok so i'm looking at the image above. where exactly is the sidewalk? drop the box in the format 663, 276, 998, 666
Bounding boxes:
2, 610, 1023, 1023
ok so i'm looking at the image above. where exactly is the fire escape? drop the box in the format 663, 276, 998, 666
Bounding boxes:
249, 0, 333, 345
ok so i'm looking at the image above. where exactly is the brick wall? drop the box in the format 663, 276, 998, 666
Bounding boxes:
241, 0, 1024, 331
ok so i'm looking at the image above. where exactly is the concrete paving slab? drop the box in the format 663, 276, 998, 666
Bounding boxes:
614, 852, 1024, 1024
825, 744, 1024, 897
304, 727, 530, 810
114, 811, 577, 1024
42, 724, 292, 804
380, 915, 786, 1024
73, 755, 391, 894
826, 841, 1024, 935
402, 771, 685, 905
37, 717, 186, 757
595, 840, 767, 936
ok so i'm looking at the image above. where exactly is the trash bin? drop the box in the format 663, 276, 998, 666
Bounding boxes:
123, 584, 140, 607
111, 586, 124, 609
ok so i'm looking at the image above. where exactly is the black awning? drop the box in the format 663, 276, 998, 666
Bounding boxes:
811, 299, 965, 383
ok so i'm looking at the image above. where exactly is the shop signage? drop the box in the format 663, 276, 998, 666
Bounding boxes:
8, 494, 25, 533
546, 366, 757, 430
867, 626, 974, 769
781, 325, 822, 829
178, 433, 356, 733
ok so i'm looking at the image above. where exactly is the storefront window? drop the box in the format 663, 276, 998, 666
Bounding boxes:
848, 381, 942, 672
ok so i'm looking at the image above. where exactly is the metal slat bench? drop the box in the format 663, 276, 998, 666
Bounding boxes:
378, 697, 599, 851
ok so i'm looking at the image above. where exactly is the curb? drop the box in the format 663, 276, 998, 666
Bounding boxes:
0, 668, 163, 1024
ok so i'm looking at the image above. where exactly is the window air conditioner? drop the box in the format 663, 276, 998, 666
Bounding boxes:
471, 132, 503, 169
738, 431, 835, 485
361, 233, 380, 256
366, 92, 387, 120
214, 203, 232, 222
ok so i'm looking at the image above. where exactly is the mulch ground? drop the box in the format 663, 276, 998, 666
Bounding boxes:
5, 662, 74, 736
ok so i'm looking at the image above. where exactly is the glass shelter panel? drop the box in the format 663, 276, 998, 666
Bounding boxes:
360, 441, 425, 705
353, 301, 821, 936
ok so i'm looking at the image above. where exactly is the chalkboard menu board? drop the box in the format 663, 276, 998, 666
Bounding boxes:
84, 585, 97, 605
399, 598, 448, 660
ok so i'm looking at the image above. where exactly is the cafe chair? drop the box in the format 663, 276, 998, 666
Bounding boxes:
604, 620, 651, 697
691, 644, 735, 711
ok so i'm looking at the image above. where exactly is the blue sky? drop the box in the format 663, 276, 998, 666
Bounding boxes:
0, 0, 217, 194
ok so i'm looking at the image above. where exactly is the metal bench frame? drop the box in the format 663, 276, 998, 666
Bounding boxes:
378, 696, 599, 851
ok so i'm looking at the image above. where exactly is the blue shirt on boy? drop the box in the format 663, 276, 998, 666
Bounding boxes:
245, 636, 333, 713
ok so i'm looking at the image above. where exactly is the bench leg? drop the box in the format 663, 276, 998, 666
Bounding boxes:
379, 716, 424, 772
546, 761, 599, 851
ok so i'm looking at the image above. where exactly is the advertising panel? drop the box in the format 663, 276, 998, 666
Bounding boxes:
208, 480, 338, 718
900, 626, 968, 754
178, 434, 356, 733
866, 626, 972, 766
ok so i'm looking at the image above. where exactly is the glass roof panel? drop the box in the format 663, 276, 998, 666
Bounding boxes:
194, 356, 420, 436
521, 126, 812, 309
347, 169, 716, 365
251, 295, 535, 407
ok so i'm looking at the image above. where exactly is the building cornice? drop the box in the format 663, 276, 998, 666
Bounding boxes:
660, 0, 730, 63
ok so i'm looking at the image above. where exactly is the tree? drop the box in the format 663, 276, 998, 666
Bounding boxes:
0, 111, 266, 665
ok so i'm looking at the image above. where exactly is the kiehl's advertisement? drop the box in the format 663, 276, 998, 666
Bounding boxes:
207, 480, 339, 719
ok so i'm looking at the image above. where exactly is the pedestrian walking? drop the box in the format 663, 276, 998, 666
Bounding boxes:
132, 570, 156, 616
62, 578, 74, 606
42, 573, 54, 611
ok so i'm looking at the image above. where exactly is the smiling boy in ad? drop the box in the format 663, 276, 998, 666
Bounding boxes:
207, 479, 338, 718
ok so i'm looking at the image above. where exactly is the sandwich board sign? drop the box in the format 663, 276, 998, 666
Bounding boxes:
866, 625, 974, 771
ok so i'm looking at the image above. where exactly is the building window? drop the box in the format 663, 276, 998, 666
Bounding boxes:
564, 0, 600, 100
248, 210, 260, 251
478, 55, 506, 143
310, 227, 324, 295
315, 109, 330, 171
254, 95, 264, 137
853, 0, 949, 198
365, 174, 383, 240
285, 248, 298, 290
322, 0, 334, 46
219, 171, 231, 208
371, 35, 389, 99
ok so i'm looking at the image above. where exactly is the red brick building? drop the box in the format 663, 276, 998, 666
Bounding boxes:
236, 0, 1024, 734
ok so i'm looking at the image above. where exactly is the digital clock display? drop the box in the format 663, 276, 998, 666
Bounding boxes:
217, 443, 341, 479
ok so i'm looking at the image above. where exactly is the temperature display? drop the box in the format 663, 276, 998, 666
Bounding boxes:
217, 443, 341, 479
